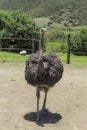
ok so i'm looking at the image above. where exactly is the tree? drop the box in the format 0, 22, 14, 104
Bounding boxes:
71, 27, 87, 55
0, 10, 40, 53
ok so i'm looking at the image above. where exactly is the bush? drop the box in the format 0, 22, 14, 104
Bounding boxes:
0, 10, 40, 53
71, 27, 87, 55
45, 42, 67, 52
45, 28, 67, 42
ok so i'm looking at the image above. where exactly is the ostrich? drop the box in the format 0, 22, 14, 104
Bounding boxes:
25, 28, 64, 121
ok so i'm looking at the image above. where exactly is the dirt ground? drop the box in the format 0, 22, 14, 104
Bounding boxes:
0, 62, 87, 130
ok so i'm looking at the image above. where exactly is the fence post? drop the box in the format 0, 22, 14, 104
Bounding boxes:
32, 34, 35, 54
67, 33, 71, 64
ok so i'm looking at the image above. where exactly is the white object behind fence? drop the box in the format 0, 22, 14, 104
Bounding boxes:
20, 50, 27, 55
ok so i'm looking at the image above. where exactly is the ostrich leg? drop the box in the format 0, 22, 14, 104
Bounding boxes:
36, 86, 40, 121
42, 89, 48, 111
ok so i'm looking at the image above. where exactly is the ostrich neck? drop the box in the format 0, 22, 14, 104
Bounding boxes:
38, 33, 44, 75
39, 50, 43, 57
38, 49, 44, 76
39, 33, 44, 54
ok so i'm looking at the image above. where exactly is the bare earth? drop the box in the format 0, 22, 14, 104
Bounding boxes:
0, 62, 87, 130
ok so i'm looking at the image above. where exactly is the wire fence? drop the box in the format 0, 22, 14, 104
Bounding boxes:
0, 37, 40, 41
0, 36, 87, 64
1, 48, 87, 54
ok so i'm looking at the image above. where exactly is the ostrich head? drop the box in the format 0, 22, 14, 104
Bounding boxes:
40, 28, 47, 35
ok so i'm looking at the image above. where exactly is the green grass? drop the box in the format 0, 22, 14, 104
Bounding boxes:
45, 41, 67, 52
57, 52, 87, 65
0, 51, 87, 65
69, 53, 87, 65
0, 51, 29, 62
45, 41, 87, 65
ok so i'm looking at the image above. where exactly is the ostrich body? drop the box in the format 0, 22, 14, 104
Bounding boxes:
25, 28, 64, 121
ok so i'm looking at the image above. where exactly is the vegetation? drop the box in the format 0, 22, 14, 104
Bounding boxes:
45, 28, 67, 41
0, 0, 86, 65
0, 51, 28, 61
0, 10, 40, 53
0, 51, 87, 65
0, 0, 87, 26
71, 27, 87, 55
45, 41, 67, 52
45, 27, 87, 56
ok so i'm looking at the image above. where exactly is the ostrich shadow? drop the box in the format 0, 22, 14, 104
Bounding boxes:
23, 109, 62, 126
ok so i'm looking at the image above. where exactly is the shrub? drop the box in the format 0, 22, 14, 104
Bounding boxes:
0, 10, 40, 53
45, 28, 67, 42
71, 27, 87, 55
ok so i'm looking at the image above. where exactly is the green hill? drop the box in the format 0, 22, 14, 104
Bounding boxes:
0, 0, 87, 27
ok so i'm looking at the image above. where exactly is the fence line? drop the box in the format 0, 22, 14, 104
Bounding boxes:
0, 35, 87, 64
0, 36, 87, 43
0, 37, 40, 41
0, 47, 87, 54
70, 41, 87, 44
0, 48, 32, 51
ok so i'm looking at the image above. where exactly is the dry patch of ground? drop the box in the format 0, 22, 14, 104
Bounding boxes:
0, 63, 87, 130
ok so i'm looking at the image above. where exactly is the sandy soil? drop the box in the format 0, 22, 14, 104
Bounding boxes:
0, 62, 87, 130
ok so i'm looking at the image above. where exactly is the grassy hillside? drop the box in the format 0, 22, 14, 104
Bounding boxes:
0, 0, 87, 27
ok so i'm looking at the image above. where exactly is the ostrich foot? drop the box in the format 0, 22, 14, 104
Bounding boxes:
36, 112, 40, 122
42, 108, 48, 115
42, 108, 47, 112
